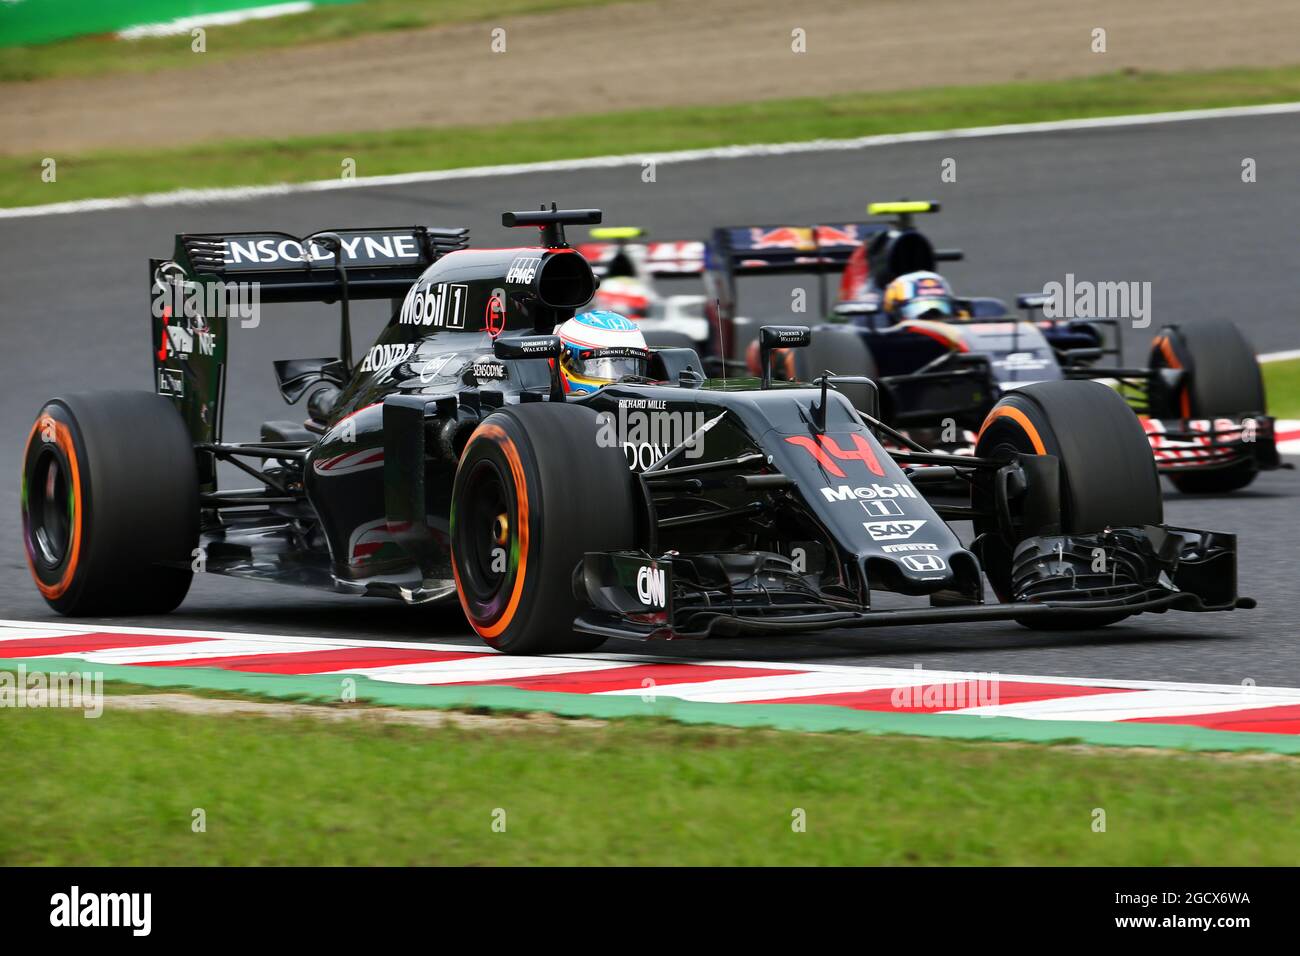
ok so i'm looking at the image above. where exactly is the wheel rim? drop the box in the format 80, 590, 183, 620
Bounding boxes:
28, 448, 72, 568
456, 457, 515, 613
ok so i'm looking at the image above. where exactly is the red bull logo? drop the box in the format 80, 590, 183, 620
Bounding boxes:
750, 227, 816, 250
748, 225, 861, 250
812, 224, 861, 247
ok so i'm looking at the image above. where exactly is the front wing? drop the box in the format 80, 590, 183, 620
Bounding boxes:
1141, 416, 1283, 474
575, 525, 1251, 640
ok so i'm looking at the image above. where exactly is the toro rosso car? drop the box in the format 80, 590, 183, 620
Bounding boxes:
21, 206, 1251, 655
733, 202, 1285, 494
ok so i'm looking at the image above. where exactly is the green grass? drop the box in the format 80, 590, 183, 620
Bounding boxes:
6, 65, 1300, 209
1264, 358, 1300, 419
0, 0, 635, 83
3, 701, 1300, 865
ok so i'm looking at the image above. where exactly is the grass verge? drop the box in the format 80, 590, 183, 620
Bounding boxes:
3, 700, 1299, 865
0, 0, 635, 83
1263, 358, 1300, 419
4, 65, 1300, 209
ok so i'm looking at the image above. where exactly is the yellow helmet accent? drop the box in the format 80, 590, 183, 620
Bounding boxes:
868, 201, 939, 216
590, 226, 645, 240
883, 277, 908, 312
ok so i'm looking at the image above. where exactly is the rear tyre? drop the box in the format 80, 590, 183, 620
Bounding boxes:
1149, 320, 1266, 494
973, 380, 1163, 630
794, 327, 879, 415
21, 392, 198, 615
451, 402, 637, 654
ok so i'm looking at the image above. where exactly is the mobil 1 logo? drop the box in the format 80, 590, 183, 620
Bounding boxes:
399, 281, 469, 329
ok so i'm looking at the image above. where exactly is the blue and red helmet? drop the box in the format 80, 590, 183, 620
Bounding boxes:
883, 271, 956, 321
555, 310, 650, 394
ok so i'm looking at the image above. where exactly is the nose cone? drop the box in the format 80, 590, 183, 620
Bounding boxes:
862, 548, 981, 598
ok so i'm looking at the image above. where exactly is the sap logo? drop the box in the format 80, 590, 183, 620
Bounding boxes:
636, 565, 666, 608
822, 482, 917, 503
506, 256, 543, 285
882, 543, 939, 553
863, 519, 926, 541
900, 554, 947, 572
360, 342, 415, 372
399, 281, 469, 328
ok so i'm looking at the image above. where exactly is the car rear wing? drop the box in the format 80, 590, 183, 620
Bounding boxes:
707, 222, 887, 276
577, 239, 707, 278
166, 225, 469, 302
150, 224, 468, 451
705, 218, 966, 326
702, 222, 888, 329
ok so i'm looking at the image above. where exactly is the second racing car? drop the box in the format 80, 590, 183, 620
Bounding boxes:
730, 201, 1286, 494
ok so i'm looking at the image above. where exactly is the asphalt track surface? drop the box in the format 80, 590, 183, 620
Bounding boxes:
1, 111, 1296, 686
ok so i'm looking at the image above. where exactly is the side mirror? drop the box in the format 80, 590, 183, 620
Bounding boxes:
493, 335, 565, 400
492, 335, 562, 361
757, 325, 810, 389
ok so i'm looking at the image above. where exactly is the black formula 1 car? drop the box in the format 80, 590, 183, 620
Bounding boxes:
20, 206, 1251, 654
726, 202, 1286, 494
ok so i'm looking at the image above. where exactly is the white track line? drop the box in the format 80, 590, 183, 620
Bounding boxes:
328, 656, 633, 686
0, 626, 97, 641
118, 2, 312, 39
45, 639, 345, 665
0, 618, 497, 655
949, 689, 1300, 722
3, 102, 1298, 221
601, 670, 940, 703
1259, 349, 1300, 363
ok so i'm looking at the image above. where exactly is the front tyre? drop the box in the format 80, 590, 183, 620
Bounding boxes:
973, 380, 1163, 630
21, 392, 198, 615
451, 402, 637, 654
1149, 320, 1267, 494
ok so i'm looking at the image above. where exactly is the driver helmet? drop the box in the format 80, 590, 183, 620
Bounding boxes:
555, 310, 650, 394
883, 271, 956, 321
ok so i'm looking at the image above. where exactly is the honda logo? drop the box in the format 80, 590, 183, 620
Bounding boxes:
900, 554, 947, 572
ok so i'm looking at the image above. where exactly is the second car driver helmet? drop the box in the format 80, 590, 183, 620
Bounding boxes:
883, 270, 957, 321
554, 310, 651, 394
